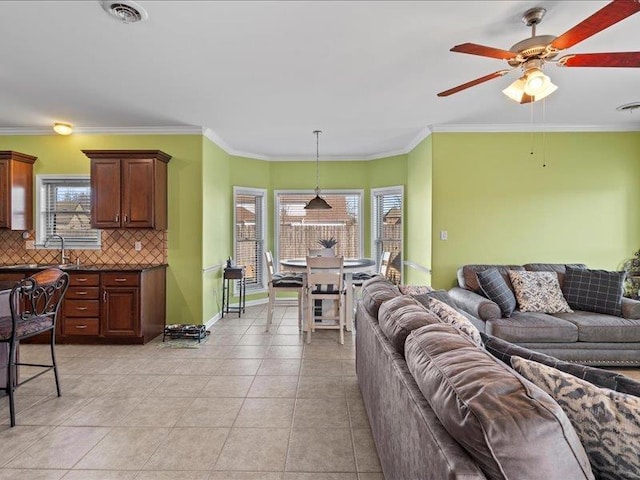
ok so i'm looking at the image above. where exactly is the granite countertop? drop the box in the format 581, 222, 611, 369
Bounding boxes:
0, 263, 167, 272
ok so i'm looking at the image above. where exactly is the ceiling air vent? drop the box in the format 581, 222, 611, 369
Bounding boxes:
101, 1, 148, 24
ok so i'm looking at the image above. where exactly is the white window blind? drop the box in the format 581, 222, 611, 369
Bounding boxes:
372, 187, 403, 284
276, 191, 362, 261
38, 176, 100, 249
234, 187, 266, 292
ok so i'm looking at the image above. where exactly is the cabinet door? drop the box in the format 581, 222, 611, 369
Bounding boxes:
0, 160, 9, 228
121, 158, 154, 228
101, 287, 139, 337
91, 159, 121, 228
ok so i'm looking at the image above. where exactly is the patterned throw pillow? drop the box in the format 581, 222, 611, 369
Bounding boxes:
428, 297, 483, 347
511, 356, 640, 480
477, 268, 517, 317
563, 266, 625, 316
508, 270, 573, 313
398, 285, 433, 296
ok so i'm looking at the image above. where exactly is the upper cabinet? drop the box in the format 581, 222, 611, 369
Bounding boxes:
0, 151, 37, 231
83, 150, 171, 230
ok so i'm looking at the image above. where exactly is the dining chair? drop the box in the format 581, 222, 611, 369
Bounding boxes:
305, 255, 345, 344
1, 268, 69, 427
352, 251, 392, 286
264, 251, 304, 333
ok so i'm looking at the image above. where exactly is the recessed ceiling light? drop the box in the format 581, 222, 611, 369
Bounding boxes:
53, 122, 73, 135
616, 102, 640, 113
100, 1, 148, 24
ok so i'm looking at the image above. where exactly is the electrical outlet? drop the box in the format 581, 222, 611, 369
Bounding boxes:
440, 230, 448, 241
134, 241, 142, 251
26, 240, 35, 250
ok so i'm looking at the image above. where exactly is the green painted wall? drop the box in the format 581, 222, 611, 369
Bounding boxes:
0, 134, 205, 325
431, 132, 640, 289
202, 137, 232, 322
406, 135, 433, 284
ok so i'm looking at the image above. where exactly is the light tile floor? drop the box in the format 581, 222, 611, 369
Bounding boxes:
0, 305, 383, 480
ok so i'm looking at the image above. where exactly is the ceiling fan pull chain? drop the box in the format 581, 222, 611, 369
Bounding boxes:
542, 99, 547, 168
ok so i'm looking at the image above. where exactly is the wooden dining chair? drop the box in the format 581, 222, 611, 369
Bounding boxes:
264, 251, 304, 333
305, 255, 345, 344
1, 268, 69, 427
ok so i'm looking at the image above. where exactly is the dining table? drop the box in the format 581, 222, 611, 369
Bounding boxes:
279, 257, 376, 331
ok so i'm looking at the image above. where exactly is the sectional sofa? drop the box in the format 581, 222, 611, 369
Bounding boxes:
449, 263, 640, 366
355, 276, 640, 480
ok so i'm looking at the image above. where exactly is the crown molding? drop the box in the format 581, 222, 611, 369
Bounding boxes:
202, 128, 270, 161
0, 126, 204, 136
431, 123, 640, 133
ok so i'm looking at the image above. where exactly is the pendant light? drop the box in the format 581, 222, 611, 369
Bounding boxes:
304, 129, 332, 210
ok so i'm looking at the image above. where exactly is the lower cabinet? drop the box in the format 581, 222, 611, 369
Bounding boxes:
60, 267, 165, 344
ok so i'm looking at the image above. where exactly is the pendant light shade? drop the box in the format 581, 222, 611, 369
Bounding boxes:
502, 65, 557, 104
305, 130, 332, 210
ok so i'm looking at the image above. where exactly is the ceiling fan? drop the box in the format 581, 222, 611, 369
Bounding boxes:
437, 0, 640, 104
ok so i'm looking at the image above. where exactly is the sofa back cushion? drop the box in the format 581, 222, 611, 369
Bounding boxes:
361, 276, 401, 318
405, 323, 594, 480
523, 263, 588, 289
457, 264, 525, 293
378, 295, 440, 356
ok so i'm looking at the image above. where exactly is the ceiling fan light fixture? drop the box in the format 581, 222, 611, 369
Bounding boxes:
523, 68, 549, 95
502, 77, 534, 104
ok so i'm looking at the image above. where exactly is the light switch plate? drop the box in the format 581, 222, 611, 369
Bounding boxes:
440, 230, 448, 241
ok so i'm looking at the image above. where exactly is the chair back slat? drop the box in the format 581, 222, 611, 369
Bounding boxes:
265, 251, 276, 279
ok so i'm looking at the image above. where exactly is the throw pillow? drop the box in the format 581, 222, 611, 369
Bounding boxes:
427, 297, 483, 347
481, 332, 640, 396
398, 284, 433, 296
511, 356, 640, 480
563, 266, 625, 316
477, 268, 517, 317
405, 324, 594, 480
508, 270, 573, 313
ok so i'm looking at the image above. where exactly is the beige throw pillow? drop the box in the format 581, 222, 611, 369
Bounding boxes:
427, 297, 483, 347
508, 270, 573, 313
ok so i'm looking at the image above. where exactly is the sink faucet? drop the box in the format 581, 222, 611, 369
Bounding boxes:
45, 234, 69, 264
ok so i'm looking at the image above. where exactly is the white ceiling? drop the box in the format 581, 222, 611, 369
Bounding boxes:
1, 0, 638, 159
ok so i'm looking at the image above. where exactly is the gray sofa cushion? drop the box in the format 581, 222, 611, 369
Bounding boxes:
523, 263, 587, 289
477, 268, 517, 317
361, 276, 401, 318
487, 311, 579, 343
481, 332, 640, 396
458, 264, 525, 293
414, 289, 487, 333
563, 266, 625, 316
378, 295, 440, 356
622, 297, 640, 320
554, 310, 640, 343
405, 323, 595, 480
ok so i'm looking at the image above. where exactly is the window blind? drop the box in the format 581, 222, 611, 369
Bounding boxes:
234, 190, 265, 291
276, 192, 361, 261
40, 177, 100, 248
373, 188, 403, 283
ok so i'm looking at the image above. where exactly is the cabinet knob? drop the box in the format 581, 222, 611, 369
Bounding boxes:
124, 214, 128, 223
103, 291, 107, 302
115, 214, 119, 222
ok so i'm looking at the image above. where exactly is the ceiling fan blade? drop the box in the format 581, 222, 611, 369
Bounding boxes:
437, 70, 511, 97
450, 43, 517, 61
558, 52, 640, 67
551, 0, 640, 51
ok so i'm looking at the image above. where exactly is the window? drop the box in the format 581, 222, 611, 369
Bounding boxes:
372, 186, 403, 284
234, 187, 266, 292
36, 175, 100, 249
275, 191, 363, 261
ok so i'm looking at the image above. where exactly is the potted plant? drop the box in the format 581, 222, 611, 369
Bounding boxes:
318, 237, 337, 256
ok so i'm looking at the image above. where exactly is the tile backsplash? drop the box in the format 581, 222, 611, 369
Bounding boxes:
0, 229, 167, 265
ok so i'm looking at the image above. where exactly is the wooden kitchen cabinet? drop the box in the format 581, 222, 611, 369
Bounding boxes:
0, 151, 37, 230
83, 150, 171, 229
